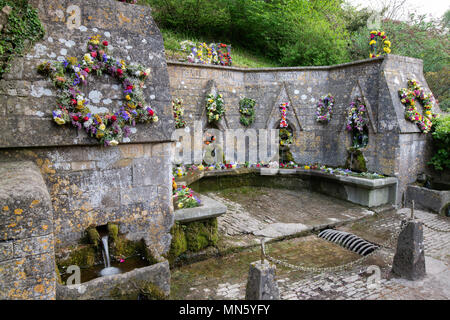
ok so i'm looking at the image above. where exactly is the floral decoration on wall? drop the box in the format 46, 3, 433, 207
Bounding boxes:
206, 92, 225, 123
346, 96, 369, 148
180, 41, 232, 66
398, 79, 439, 133
369, 30, 391, 58
172, 98, 186, 129
279, 102, 289, 128
315, 94, 335, 123
37, 35, 158, 146
239, 97, 256, 126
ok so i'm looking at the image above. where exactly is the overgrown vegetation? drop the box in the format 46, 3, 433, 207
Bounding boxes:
140, 0, 449, 110
0, 0, 44, 78
429, 115, 450, 171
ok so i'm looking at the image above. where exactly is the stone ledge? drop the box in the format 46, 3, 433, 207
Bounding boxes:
56, 260, 170, 300
174, 194, 227, 223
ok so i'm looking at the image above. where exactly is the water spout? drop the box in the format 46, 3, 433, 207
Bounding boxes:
99, 235, 120, 277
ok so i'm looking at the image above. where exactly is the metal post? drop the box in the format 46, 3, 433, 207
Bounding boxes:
260, 238, 265, 264
411, 200, 415, 220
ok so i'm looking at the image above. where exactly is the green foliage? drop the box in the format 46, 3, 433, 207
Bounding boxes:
86, 227, 100, 247
239, 97, 256, 126
142, 0, 350, 67
0, 0, 45, 78
429, 115, 450, 171
425, 66, 450, 112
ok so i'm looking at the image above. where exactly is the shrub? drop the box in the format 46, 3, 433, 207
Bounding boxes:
429, 115, 450, 171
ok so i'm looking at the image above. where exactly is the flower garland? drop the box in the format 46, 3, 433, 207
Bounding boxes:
316, 94, 334, 123
37, 35, 158, 146
369, 30, 391, 58
180, 41, 232, 66
279, 102, 289, 128
346, 97, 369, 148
239, 97, 256, 126
172, 98, 186, 129
206, 93, 225, 123
398, 79, 439, 133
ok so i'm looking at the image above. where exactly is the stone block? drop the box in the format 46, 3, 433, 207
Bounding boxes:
391, 220, 426, 280
245, 260, 280, 300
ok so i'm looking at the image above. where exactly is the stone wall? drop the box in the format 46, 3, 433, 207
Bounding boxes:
0, 162, 55, 299
167, 55, 442, 204
0, 0, 174, 299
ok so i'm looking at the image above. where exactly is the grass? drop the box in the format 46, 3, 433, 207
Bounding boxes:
160, 29, 282, 69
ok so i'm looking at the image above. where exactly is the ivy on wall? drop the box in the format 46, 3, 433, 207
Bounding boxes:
0, 0, 45, 78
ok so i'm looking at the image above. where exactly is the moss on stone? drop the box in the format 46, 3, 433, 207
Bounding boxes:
86, 227, 100, 247
110, 281, 167, 300
167, 218, 219, 265
107, 223, 119, 243
55, 262, 62, 285
345, 148, 367, 173
167, 223, 188, 265
185, 218, 218, 252
57, 245, 97, 269
139, 282, 168, 300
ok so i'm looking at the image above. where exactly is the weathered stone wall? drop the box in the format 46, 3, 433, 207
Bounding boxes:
167, 55, 441, 204
0, 162, 55, 300
0, 0, 174, 299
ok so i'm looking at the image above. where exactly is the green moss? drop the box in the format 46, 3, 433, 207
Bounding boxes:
55, 262, 62, 285
167, 223, 188, 264
57, 245, 97, 269
345, 148, 367, 172
185, 218, 218, 252
107, 223, 119, 243
167, 218, 219, 265
86, 227, 100, 247
110, 281, 167, 300
139, 282, 168, 300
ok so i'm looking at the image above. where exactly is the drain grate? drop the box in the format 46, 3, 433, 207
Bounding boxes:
318, 229, 379, 256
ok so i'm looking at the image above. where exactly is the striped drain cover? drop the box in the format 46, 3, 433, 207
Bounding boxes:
318, 229, 379, 256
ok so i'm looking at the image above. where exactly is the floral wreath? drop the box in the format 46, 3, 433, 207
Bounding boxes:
279, 102, 289, 128
172, 98, 186, 129
37, 35, 158, 146
206, 92, 225, 123
239, 97, 256, 126
369, 30, 391, 58
398, 79, 439, 133
316, 94, 334, 123
346, 97, 369, 148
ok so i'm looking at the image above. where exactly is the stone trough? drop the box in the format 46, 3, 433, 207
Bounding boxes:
405, 184, 450, 216
56, 261, 170, 300
179, 167, 398, 208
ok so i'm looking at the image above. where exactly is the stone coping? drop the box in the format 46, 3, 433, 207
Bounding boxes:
176, 167, 398, 190
167, 55, 422, 73
174, 194, 227, 223
56, 261, 170, 300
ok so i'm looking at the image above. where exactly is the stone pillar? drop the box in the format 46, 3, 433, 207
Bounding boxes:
0, 161, 55, 299
245, 261, 280, 300
391, 220, 426, 280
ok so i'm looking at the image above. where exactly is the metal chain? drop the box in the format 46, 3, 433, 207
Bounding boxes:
262, 219, 407, 273
421, 220, 450, 233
